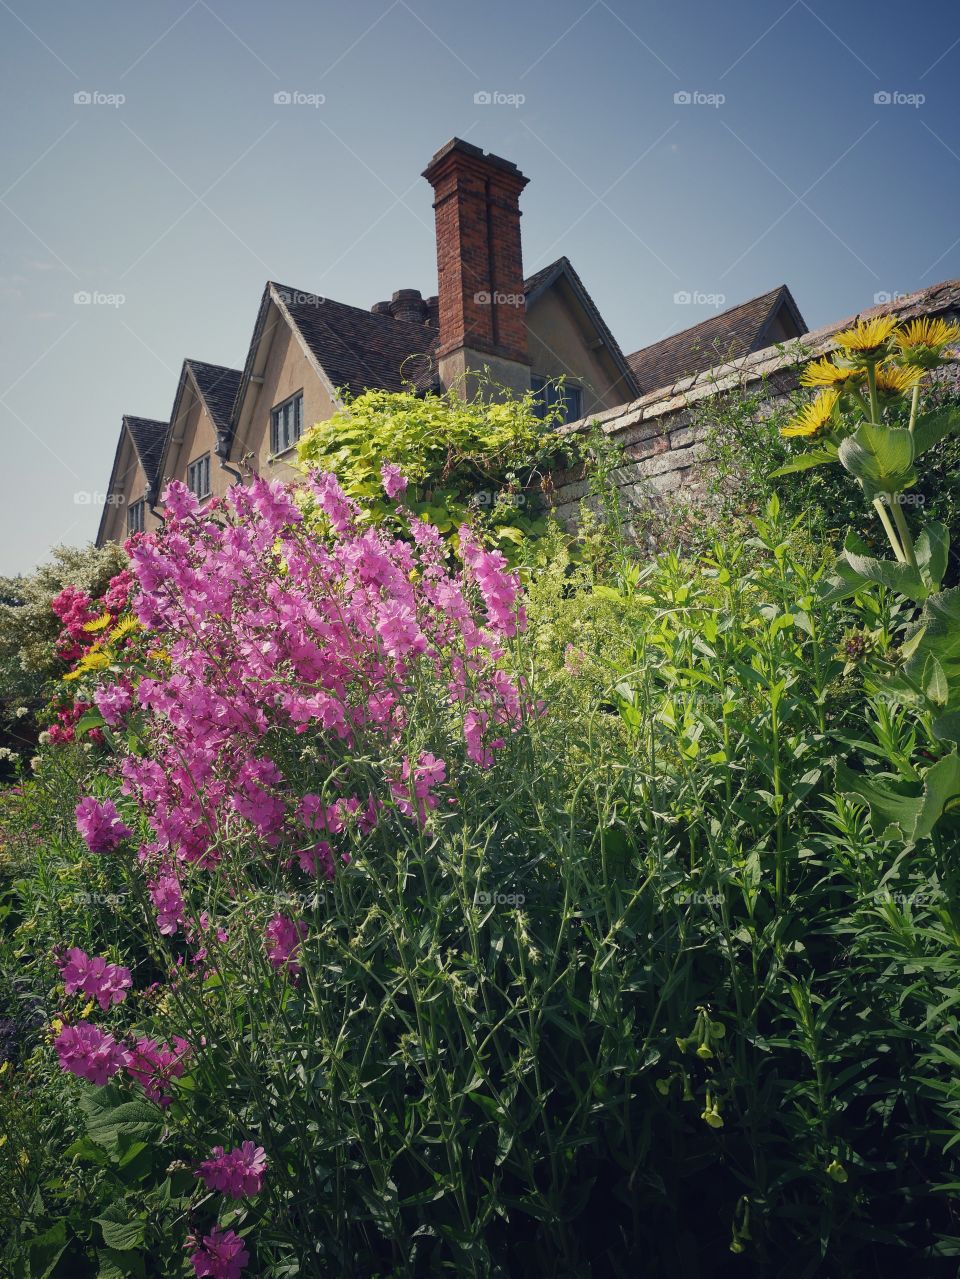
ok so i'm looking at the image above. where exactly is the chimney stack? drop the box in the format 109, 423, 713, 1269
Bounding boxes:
422, 139, 531, 394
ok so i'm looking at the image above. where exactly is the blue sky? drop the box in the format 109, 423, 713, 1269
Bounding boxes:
2, 0, 959, 574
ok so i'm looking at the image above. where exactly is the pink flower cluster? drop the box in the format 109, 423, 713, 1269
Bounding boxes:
75, 797, 132, 853
114, 472, 525, 938
54, 1022, 190, 1104
189, 1226, 249, 1279
94, 679, 134, 728
126, 1034, 191, 1106
59, 947, 131, 1010
195, 1141, 267, 1198
390, 751, 446, 824
265, 914, 306, 978
55, 1023, 131, 1085
380, 461, 408, 500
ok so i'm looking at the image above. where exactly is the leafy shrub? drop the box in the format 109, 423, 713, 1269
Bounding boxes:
296, 381, 573, 554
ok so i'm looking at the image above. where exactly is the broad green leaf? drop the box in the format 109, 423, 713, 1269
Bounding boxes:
842, 548, 927, 602
923, 654, 950, 706
913, 405, 960, 457
915, 522, 950, 591
933, 712, 960, 744
838, 422, 916, 499
98, 1248, 146, 1279
95, 1202, 146, 1251
80, 1086, 164, 1155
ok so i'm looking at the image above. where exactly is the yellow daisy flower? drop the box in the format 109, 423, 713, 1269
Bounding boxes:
108, 616, 141, 643
896, 317, 960, 352
833, 314, 899, 357
780, 389, 840, 439
82, 611, 113, 634
800, 357, 862, 388
873, 363, 923, 395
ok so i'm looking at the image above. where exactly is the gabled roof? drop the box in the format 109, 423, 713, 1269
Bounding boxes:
96, 415, 168, 545
627, 285, 807, 394
228, 282, 440, 458
124, 416, 169, 489
186, 359, 242, 436
524, 256, 640, 401
156, 358, 243, 486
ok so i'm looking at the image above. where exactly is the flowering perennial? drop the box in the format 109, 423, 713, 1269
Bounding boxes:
54, 1023, 131, 1085
195, 1141, 268, 1198
75, 797, 132, 853
58, 947, 131, 1009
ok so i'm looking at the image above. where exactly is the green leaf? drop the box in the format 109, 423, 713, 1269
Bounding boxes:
915, 522, 950, 591
80, 1086, 164, 1155
841, 547, 928, 602
838, 753, 960, 842
923, 655, 950, 706
933, 712, 960, 744
913, 405, 960, 457
769, 446, 838, 477
838, 422, 916, 499
98, 1248, 146, 1279
26, 1221, 68, 1279
95, 1202, 146, 1251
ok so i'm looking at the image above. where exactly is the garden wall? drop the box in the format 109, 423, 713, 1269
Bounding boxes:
548, 278, 960, 524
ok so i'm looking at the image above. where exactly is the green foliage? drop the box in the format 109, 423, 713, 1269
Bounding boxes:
296, 380, 572, 553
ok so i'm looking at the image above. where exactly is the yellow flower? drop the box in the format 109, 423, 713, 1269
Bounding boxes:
82, 611, 113, 634
108, 616, 141, 643
896, 317, 960, 352
833, 314, 899, 357
780, 389, 839, 438
800, 357, 862, 388
874, 363, 923, 395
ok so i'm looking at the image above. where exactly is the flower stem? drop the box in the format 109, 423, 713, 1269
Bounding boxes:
873, 497, 906, 563
908, 382, 921, 434
889, 494, 919, 570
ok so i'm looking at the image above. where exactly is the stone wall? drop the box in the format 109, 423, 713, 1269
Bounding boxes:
548, 279, 960, 526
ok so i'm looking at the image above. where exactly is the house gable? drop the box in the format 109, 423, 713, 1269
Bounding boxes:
525, 257, 640, 415
96, 416, 167, 546
155, 360, 242, 507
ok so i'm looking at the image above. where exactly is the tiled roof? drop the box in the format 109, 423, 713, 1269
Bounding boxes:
124, 416, 168, 490
627, 286, 804, 393
186, 360, 242, 434
271, 284, 440, 399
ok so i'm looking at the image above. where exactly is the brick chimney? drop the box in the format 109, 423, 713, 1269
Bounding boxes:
422, 138, 531, 394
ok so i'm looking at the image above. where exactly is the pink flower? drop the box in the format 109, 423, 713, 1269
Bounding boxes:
195, 1141, 268, 1198
126, 1035, 191, 1106
94, 681, 133, 728
58, 947, 132, 1010
189, 1226, 249, 1279
75, 797, 133, 853
148, 872, 185, 936
390, 752, 446, 824
54, 1023, 131, 1085
380, 461, 408, 500
264, 914, 306, 978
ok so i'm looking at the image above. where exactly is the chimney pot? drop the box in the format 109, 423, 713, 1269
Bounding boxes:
371, 300, 393, 316
389, 288, 428, 324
